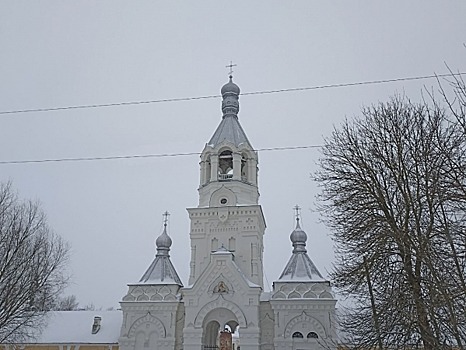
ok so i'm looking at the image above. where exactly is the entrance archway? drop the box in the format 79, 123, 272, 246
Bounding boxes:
202, 308, 239, 349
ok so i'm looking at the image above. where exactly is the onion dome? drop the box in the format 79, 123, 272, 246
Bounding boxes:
278, 215, 324, 282
221, 76, 240, 117
290, 218, 307, 253
208, 76, 252, 148
221, 75, 241, 96
155, 224, 172, 256
138, 213, 183, 286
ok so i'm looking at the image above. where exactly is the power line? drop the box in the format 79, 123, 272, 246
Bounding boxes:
0, 145, 321, 165
241, 72, 465, 97
1, 72, 464, 116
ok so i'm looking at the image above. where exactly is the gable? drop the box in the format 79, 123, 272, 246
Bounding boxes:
183, 250, 260, 298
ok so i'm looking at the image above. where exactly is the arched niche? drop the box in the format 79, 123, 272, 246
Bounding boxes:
209, 186, 237, 207
237, 146, 257, 185
194, 300, 247, 328
200, 150, 213, 185
128, 313, 166, 339
211, 237, 219, 252
215, 146, 235, 182
283, 312, 326, 339
208, 275, 233, 295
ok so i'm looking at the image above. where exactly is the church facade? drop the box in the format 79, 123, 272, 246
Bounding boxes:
118, 77, 337, 350
1, 77, 337, 350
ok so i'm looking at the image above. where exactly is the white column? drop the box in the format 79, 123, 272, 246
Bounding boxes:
233, 153, 241, 180
248, 158, 257, 185
199, 161, 205, 186
210, 156, 219, 182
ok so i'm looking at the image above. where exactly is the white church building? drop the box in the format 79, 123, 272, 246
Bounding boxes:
4, 77, 337, 350
117, 76, 338, 350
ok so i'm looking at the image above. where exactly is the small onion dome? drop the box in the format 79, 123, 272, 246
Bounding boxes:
221, 76, 240, 96
290, 218, 307, 253
156, 225, 172, 252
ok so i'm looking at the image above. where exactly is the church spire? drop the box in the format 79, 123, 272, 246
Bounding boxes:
139, 212, 183, 285
278, 207, 324, 281
197, 75, 259, 207
221, 61, 240, 118
207, 75, 250, 148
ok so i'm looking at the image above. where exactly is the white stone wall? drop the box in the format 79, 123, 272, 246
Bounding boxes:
119, 285, 182, 350
270, 282, 337, 350
182, 251, 263, 350
187, 205, 266, 288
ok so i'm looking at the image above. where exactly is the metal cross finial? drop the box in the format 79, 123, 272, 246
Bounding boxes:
162, 211, 170, 227
226, 61, 237, 76
293, 205, 301, 222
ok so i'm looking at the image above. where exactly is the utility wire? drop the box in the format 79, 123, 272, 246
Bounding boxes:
0, 145, 320, 165
1, 72, 464, 116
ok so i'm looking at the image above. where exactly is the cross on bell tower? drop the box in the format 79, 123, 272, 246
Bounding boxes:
225, 61, 237, 76
163, 211, 170, 227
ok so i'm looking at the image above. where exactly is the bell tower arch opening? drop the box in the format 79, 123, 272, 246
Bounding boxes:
218, 149, 233, 181
197, 75, 260, 208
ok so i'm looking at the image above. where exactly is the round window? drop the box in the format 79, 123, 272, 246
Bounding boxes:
220, 198, 228, 205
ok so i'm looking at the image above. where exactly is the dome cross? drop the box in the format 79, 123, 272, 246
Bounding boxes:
225, 61, 237, 76
163, 211, 170, 227
293, 205, 301, 224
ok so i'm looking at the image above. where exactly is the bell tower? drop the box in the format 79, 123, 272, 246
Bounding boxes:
187, 76, 265, 287
183, 76, 266, 350
198, 75, 260, 207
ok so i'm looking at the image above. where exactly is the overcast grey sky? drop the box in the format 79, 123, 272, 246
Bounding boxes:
1, 1, 465, 309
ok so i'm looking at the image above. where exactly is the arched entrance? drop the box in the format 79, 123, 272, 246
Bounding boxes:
202, 308, 239, 349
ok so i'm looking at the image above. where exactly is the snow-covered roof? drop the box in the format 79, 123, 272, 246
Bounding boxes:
139, 254, 183, 285
31, 311, 122, 344
208, 77, 252, 149
260, 291, 272, 301
278, 253, 325, 282
208, 115, 252, 148
278, 219, 326, 282
138, 222, 183, 286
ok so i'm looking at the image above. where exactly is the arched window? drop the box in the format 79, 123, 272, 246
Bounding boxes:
228, 237, 236, 251
218, 150, 233, 180
307, 332, 318, 339
211, 238, 218, 252
292, 332, 303, 338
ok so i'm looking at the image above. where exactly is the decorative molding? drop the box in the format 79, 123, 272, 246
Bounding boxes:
127, 313, 167, 339
270, 302, 335, 311
272, 282, 335, 300
123, 284, 180, 302
212, 280, 229, 294
283, 312, 326, 338
194, 298, 247, 328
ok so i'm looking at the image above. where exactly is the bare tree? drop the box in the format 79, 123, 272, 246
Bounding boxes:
438, 70, 466, 133
53, 295, 79, 311
315, 95, 466, 349
0, 182, 69, 342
